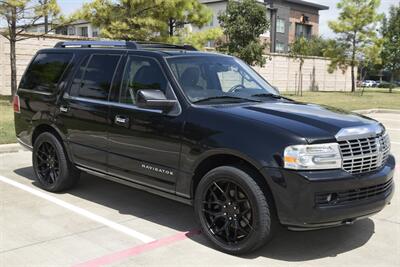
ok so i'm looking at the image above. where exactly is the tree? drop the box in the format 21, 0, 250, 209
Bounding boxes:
0, 0, 60, 96
38, 0, 59, 33
217, 0, 269, 67
77, 0, 211, 41
166, 0, 211, 37
328, 0, 383, 92
289, 36, 328, 96
168, 27, 223, 50
381, 4, 400, 93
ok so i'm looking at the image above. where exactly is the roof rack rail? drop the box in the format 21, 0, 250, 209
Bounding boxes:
54, 40, 197, 51
136, 42, 198, 51
54, 41, 139, 49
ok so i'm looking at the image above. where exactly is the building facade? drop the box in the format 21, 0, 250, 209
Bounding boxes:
24, 20, 100, 38
198, 0, 328, 53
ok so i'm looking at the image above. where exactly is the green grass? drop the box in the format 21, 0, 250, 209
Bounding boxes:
0, 89, 399, 144
0, 95, 16, 145
282, 89, 400, 111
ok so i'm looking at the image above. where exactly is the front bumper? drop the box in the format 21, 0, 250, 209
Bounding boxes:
261, 155, 395, 230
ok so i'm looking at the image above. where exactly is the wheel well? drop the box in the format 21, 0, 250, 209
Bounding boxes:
32, 124, 63, 146
192, 154, 277, 212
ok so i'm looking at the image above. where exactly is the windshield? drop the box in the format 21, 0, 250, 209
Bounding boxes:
166, 56, 279, 103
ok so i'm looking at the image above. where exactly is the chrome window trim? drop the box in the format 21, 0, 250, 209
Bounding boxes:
18, 88, 54, 96
64, 94, 164, 115
335, 123, 384, 141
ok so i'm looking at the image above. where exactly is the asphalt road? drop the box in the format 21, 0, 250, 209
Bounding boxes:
0, 113, 399, 267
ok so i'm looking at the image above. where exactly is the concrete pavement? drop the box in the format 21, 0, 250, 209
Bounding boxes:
0, 112, 399, 267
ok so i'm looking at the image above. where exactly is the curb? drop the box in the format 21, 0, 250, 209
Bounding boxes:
355, 109, 400, 115
0, 143, 27, 154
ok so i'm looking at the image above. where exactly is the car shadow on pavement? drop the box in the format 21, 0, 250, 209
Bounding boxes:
15, 166, 375, 261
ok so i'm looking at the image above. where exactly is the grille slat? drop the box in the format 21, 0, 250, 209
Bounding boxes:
338, 133, 391, 174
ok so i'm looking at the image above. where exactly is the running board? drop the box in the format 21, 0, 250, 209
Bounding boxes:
75, 165, 193, 206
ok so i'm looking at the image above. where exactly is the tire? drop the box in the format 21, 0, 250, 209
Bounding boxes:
32, 132, 80, 192
194, 166, 273, 255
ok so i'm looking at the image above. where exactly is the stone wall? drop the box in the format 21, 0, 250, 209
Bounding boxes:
0, 34, 89, 96
0, 34, 353, 95
253, 53, 353, 92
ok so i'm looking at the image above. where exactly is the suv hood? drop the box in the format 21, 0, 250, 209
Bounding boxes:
215, 101, 379, 143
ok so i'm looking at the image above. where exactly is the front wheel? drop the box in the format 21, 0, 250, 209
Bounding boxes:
194, 166, 274, 254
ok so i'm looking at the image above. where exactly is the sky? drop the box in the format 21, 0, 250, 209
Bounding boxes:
307, 0, 398, 38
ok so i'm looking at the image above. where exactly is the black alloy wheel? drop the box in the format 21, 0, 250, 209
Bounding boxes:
35, 141, 60, 186
202, 180, 254, 244
195, 166, 273, 254
33, 132, 80, 192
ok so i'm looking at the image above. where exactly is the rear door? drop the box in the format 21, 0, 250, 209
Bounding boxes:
107, 54, 183, 193
57, 51, 123, 172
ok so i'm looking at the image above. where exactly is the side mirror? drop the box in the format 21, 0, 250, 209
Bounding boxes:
136, 89, 177, 111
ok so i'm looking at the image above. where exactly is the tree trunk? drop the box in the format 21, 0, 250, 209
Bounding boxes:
10, 40, 17, 97
351, 32, 357, 92
299, 61, 303, 96
9, 7, 18, 97
390, 71, 394, 93
169, 18, 174, 37
44, 15, 49, 33
44, 0, 49, 33
351, 64, 356, 93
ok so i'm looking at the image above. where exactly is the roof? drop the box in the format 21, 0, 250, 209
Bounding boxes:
284, 0, 329, 10
200, 0, 328, 10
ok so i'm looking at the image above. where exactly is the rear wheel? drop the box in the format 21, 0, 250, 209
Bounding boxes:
194, 166, 273, 254
33, 132, 80, 192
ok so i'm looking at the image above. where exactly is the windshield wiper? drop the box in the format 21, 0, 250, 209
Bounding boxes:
193, 95, 261, 104
251, 93, 293, 101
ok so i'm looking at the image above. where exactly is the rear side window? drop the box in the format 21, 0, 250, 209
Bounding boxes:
20, 53, 73, 92
70, 54, 120, 101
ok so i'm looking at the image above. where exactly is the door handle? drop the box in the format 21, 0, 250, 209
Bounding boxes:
60, 105, 69, 113
115, 115, 129, 126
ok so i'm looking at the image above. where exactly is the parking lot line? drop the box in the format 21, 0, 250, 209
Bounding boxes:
371, 118, 400, 123
392, 141, 400, 145
0, 175, 155, 243
73, 229, 201, 267
387, 128, 400, 132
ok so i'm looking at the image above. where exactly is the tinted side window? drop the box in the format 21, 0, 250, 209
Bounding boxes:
120, 56, 168, 105
70, 54, 120, 100
20, 53, 73, 92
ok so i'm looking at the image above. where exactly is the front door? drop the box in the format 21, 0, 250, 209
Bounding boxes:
107, 54, 183, 193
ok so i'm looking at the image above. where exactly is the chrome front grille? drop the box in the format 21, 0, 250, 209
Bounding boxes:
338, 133, 390, 174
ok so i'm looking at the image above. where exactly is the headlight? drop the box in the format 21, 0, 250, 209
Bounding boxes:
284, 143, 342, 170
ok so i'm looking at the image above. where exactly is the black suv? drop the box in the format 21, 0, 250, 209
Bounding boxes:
14, 41, 395, 254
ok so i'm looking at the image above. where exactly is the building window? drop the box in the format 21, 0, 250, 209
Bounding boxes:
276, 18, 285, 33
56, 27, 68, 35
67, 26, 75, 35
79, 27, 88, 37
208, 16, 214, 27
295, 23, 312, 39
206, 40, 215, 47
276, 42, 285, 53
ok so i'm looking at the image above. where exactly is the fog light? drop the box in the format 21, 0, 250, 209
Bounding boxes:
326, 193, 338, 203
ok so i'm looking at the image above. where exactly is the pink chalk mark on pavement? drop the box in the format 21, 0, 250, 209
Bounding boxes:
73, 229, 201, 267
73, 165, 400, 267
